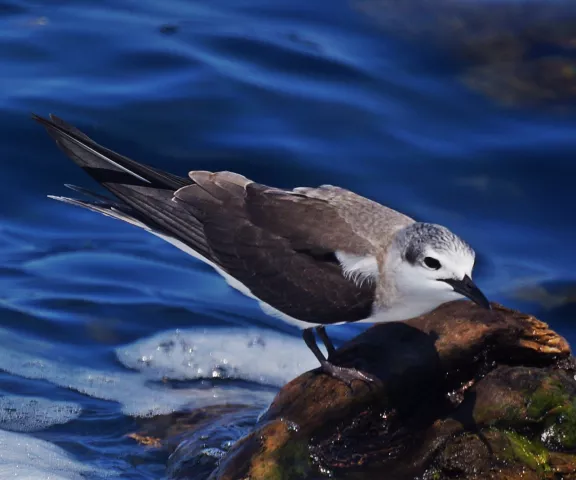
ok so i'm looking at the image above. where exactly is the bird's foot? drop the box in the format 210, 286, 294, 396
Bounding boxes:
319, 360, 382, 390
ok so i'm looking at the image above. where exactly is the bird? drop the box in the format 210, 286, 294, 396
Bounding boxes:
33, 113, 490, 386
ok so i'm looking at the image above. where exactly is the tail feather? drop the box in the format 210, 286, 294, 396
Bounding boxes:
63, 184, 125, 208
47, 195, 151, 230
32, 114, 191, 190
36, 114, 213, 261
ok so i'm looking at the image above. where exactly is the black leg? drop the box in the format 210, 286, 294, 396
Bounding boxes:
302, 327, 326, 363
316, 326, 336, 358
302, 328, 381, 388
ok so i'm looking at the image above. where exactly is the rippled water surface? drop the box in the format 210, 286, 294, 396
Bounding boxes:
1, 0, 575, 477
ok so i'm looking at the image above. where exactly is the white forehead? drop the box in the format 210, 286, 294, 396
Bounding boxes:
397, 222, 476, 279
423, 244, 475, 279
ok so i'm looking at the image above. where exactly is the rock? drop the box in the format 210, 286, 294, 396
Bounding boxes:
205, 301, 576, 480
128, 404, 262, 480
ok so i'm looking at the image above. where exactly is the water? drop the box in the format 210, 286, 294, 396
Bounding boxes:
1, 0, 575, 477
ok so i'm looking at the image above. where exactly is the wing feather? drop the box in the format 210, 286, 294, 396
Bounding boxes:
174, 174, 378, 323
36, 114, 412, 325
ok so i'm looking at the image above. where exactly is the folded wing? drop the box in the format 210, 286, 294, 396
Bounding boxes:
35, 114, 414, 325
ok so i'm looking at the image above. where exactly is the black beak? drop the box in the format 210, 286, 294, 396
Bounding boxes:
440, 275, 491, 310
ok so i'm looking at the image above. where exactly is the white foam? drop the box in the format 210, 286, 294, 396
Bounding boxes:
0, 396, 81, 432
116, 328, 318, 388
0, 326, 276, 418
0, 325, 315, 418
0, 430, 103, 479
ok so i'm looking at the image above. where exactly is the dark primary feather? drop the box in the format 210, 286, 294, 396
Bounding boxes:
33, 114, 190, 190
36, 114, 375, 324
34, 114, 212, 260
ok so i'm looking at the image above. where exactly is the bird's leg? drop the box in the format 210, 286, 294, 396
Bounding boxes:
315, 325, 336, 358
302, 327, 328, 364
302, 328, 380, 387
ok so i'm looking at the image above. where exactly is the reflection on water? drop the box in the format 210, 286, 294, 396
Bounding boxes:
355, 0, 576, 105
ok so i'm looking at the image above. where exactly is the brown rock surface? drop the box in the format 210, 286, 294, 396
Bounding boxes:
205, 301, 575, 480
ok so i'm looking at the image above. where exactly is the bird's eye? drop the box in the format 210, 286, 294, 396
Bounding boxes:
424, 257, 441, 270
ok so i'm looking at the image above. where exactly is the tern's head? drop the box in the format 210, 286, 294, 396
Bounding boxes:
388, 222, 490, 312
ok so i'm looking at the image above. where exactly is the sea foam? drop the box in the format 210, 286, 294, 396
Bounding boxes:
0, 430, 106, 479
116, 327, 318, 387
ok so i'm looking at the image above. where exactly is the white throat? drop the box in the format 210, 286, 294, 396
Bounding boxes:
366, 293, 458, 323
362, 238, 473, 324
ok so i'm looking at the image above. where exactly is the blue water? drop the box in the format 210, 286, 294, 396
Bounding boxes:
1, 0, 576, 477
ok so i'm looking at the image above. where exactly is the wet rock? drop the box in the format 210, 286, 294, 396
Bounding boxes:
203, 302, 576, 480
128, 404, 262, 479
